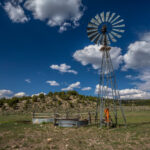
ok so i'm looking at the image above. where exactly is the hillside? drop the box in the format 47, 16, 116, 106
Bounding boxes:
0, 91, 97, 113
0, 90, 150, 113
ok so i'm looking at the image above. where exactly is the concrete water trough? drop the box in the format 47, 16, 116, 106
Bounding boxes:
32, 118, 54, 124
32, 112, 91, 127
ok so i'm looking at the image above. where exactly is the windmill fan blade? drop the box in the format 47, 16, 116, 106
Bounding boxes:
87, 28, 98, 33
97, 34, 103, 45
94, 34, 101, 44
91, 33, 100, 42
91, 18, 99, 25
111, 31, 122, 38
112, 19, 124, 25
100, 12, 105, 22
87, 12, 125, 45
113, 24, 125, 28
108, 13, 116, 22
95, 14, 102, 24
88, 23, 98, 28
111, 15, 120, 23
112, 29, 125, 33
105, 11, 110, 22
88, 31, 99, 38
108, 33, 117, 42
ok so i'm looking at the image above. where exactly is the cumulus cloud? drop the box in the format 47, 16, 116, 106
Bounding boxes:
24, 0, 85, 32
95, 84, 150, 99
61, 81, 80, 91
0, 90, 13, 98
50, 63, 78, 74
14, 92, 26, 97
3, 0, 84, 32
25, 79, 31, 83
134, 70, 150, 92
122, 32, 150, 92
81, 87, 91, 91
73, 45, 123, 70
123, 32, 150, 71
32, 92, 46, 97
125, 75, 133, 79
123, 41, 150, 71
3, 1, 28, 23
119, 89, 150, 100
46, 80, 59, 86
0, 90, 27, 98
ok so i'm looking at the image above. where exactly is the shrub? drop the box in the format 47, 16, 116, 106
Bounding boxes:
39, 93, 45, 99
58, 100, 62, 106
69, 102, 74, 108
53, 96, 57, 101
47, 92, 53, 97
7, 97, 19, 108
67, 90, 78, 96
32, 95, 38, 102
60, 95, 70, 100
0, 97, 6, 107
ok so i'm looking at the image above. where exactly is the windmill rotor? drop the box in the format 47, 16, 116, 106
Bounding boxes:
87, 11, 125, 45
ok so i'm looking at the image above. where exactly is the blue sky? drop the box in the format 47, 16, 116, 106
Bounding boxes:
0, 0, 150, 99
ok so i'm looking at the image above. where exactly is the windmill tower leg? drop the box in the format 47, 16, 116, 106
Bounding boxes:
98, 47, 126, 128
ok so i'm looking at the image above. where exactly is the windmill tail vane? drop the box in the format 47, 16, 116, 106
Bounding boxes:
87, 11, 126, 128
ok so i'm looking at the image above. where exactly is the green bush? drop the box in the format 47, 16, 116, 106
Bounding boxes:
58, 100, 62, 106
39, 93, 45, 99
69, 102, 74, 108
60, 94, 70, 100
67, 90, 78, 96
7, 97, 19, 108
53, 96, 57, 101
47, 92, 53, 97
32, 95, 38, 102
0, 97, 6, 107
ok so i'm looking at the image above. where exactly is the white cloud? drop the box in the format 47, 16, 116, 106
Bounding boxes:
3, 1, 28, 23
50, 63, 78, 74
14, 92, 26, 97
73, 45, 123, 70
95, 84, 112, 95
122, 32, 150, 92
25, 79, 31, 83
32, 92, 46, 97
81, 87, 91, 91
123, 41, 150, 71
0, 90, 13, 98
125, 75, 133, 79
123, 32, 150, 71
134, 70, 150, 92
46, 80, 59, 86
119, 89, 150, 99
95, 84, 150, 99
24, 0, 85, 32
61, 81, 80, 91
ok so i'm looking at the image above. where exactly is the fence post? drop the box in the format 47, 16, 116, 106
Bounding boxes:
88, 111, 91, 125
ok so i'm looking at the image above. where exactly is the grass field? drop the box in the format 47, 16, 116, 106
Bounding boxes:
0, 109, 150, 150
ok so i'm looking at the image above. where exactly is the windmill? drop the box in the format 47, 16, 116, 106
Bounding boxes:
87, 11, 126, 127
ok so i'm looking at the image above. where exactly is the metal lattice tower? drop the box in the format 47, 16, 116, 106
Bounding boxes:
87, 11, 126, 127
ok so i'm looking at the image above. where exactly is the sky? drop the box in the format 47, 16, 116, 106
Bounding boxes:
0, 0, 150, 99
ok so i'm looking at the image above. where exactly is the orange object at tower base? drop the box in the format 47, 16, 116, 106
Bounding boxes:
104, 108, 110, 123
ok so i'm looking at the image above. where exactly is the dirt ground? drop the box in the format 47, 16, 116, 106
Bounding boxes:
0, 110, 150, 150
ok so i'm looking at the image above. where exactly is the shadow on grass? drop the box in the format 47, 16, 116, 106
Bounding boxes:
119, 121, 150, 128
16, 120, 31, 124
